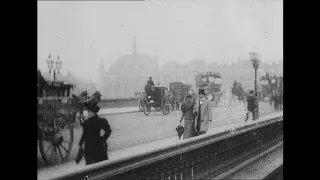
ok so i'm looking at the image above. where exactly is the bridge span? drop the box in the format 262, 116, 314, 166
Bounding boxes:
40, 111, 282, 180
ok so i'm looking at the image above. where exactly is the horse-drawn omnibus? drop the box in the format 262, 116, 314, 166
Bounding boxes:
195, 72, 223, 106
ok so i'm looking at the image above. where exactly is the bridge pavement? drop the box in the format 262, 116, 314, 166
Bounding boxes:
38, 107, 280, 180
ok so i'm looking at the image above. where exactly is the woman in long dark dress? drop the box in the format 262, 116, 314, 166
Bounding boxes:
181, 94, 196, 139
78, 104, 112, 165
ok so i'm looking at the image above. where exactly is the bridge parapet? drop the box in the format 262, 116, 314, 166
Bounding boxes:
52, 112, 283, 180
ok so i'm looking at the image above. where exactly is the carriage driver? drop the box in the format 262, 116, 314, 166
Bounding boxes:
147, 76, 154, 86
147, 76, 155, 93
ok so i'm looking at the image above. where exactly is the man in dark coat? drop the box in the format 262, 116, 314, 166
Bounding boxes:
78, 104, 112, 165
147, 76, 154, 86
146, 76, 155, 95
245, 90, 257, 122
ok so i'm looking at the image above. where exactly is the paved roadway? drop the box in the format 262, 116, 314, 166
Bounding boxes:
38, 100, 275, 167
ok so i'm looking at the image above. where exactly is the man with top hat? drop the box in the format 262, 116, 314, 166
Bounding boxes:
78, 103, 112, 165
193, 88, 213, 135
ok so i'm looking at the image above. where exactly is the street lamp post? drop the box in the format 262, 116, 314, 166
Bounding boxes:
55, 55, 62, 81
46, 53, 62, 98
47, 53, 62, 82
250, 52, 260, 119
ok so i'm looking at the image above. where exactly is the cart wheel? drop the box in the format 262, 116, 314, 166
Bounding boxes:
161, 97, 170, 115
39, 113, 74, 164
138, 96, 145, 112
177, 101, 182, 111
143, 103, 151, 116
170, 104, 174, 111
169, 100, 175, 111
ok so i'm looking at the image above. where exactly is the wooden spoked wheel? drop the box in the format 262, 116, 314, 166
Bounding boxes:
38, 112, 74, 164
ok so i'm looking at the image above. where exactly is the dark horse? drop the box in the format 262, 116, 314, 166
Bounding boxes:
231, 81, 246, 105
69, 90, 102, 125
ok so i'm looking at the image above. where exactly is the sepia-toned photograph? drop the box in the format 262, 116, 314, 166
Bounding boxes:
37, 0, 283, 179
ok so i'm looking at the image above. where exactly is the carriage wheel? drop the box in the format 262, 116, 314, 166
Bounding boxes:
39, 113, 74, 164
143, 103, 151, 116
138, 96, 145, 112
169, 100, 175, 111
161, 96, 170, 115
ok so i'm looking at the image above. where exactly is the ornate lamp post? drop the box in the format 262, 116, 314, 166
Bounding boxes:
47, 53, 54, 81
47, 53, 62, 82
55, 55, 62, 80
250, 52, 261, 119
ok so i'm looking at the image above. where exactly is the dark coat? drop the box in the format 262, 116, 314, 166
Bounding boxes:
247, 95, 256, 112
79, 115, 112, 165
181, 96, 196, 139
147, 79, 154, 86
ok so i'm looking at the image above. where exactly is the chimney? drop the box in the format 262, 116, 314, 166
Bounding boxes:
133, 36, 137, 56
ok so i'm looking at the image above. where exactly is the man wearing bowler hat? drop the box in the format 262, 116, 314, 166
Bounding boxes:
193, 89, 213, 135
78, 103, 112, 165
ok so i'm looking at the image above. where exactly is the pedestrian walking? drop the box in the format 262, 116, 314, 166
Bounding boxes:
193, 89, 213, 135
245, 90, 257, 122
180, 94, 197, 139
77, 104, 112, 165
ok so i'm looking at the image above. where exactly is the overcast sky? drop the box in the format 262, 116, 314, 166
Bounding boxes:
38, 0, 283, 82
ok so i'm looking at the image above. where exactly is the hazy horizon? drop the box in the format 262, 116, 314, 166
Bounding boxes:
38, 0, 283, 83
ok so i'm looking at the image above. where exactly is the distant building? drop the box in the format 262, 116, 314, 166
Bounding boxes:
99, 37, 160, 99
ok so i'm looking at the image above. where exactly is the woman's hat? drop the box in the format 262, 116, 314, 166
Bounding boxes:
199, 89, 205, 95
86, 103, 100, 113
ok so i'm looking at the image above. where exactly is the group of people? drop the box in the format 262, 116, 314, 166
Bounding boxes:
76, 77, 259, 166
180, 89, 259, 140
78, 76, 157, 166
180, 88, 213, 139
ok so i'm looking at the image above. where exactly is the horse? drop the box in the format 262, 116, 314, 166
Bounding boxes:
231, 84, 246, 106
69, 90, 102, 125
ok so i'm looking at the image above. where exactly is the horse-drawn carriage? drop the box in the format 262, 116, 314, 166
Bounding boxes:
138, 85, 170, 116
37, 71, 101, 164
37, 79, 75, 164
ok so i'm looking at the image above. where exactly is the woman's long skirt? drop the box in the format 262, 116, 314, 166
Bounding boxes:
183, 114, 196, 139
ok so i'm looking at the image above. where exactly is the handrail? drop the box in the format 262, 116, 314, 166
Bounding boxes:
52, 112, 283, 180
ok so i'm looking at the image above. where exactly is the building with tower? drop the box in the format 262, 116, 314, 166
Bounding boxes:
98, 37, 160, 99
